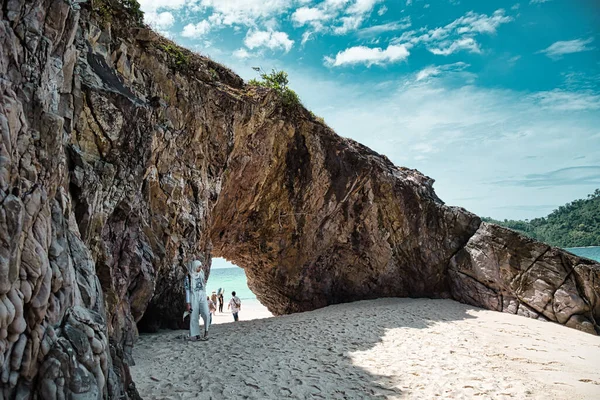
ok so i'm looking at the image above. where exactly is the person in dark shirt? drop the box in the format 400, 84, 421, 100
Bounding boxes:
218, 292, 224, 313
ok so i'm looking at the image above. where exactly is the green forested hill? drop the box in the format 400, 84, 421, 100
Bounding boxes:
482, 189, 600, 247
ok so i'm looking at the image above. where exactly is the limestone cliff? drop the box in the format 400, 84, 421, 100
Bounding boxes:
1, 0, 599, 398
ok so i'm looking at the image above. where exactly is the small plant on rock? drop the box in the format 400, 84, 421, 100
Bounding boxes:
248, 68, 301, 108
161, 43, 189, 70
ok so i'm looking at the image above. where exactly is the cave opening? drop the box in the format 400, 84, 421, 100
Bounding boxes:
206, 258, 273, 324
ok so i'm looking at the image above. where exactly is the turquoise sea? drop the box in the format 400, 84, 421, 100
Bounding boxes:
206, 266, 259, 305
209, 247, 600, 304
565, 246, 600, 262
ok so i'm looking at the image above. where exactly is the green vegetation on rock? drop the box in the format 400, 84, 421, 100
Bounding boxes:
483, 189, 600, 247
248, 68, 301, 108
161, 43, 189, 69
121, 0, 143, 22
92, 0, 144, 26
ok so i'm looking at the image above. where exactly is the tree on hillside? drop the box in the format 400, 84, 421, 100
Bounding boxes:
483, 189, 600, 247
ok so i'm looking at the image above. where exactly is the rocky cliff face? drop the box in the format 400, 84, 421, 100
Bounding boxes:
1, 1, 599, 399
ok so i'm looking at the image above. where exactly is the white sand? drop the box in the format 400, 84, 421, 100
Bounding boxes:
209, 300, 273, 325
131, 298, 600, 399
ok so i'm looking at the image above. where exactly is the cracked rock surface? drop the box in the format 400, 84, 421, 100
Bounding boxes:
448, 223, 600, 335
1, 0, 599, 398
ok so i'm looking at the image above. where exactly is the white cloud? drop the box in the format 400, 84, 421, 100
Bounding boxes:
530, 90, 600, 111
138, 0, 190, 12
233, 48, 251, 59
429, 37, 481, 55
395, 9, 512, 45
197, 0, 294, 26
324, 44, 411, 67
406, 0, 413, 5
530, 0, 550, 4
145, 11, 175, 30
539, 38, 595, 59
347, 0, 383, 15
288, 0, 387, 40
323, 0, 352, 10
333, 15, 365, 34
508, 55, 521, 64
356, 18, 411, 38
329, 0, 384, 34
301, 31, 314, 45
182, 20, 211, 38
415, 62, 469, 81
394, 28, 446, 45
292, 7, 329, 25
446, 9, 513, 35
244, 30, 294, 52
391, 9, 512, 56
416, 66, 441, 81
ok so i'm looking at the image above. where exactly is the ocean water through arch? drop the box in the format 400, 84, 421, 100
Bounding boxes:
207, 258, 273, 323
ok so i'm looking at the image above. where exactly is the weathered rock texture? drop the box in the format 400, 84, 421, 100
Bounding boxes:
209, 122, 482, 314
1, 0, 599, 398
449, 223, 600, 335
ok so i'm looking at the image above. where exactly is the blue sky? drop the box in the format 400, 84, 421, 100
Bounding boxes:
138, 0, 600, 221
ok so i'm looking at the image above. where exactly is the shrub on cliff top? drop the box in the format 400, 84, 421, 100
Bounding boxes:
121, 0, 144, 23
248, 68, 301, 108
92, 0, 144, 26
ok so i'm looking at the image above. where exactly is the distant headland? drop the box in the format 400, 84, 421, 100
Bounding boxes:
483, 189, 600, 247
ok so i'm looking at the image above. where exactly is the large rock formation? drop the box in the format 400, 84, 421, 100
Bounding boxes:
449, 223, 600, 335
0, 0, 598, 398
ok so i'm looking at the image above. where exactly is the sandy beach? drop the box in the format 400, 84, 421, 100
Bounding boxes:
209, 300, 273, 325
131, 298, 600, 399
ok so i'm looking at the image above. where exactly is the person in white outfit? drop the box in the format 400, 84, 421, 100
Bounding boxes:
185, 260, 210, 341
228, 291, 242, 322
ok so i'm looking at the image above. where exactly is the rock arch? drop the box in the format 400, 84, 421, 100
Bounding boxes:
1, 1, 598, 399
206, 119, 482, 316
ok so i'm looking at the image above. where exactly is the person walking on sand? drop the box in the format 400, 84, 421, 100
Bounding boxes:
228, 291, 242, 322
211, 291, 218, 308
218, 292, 224, 313
207, 295, 216, 324
185, 260, 210, 341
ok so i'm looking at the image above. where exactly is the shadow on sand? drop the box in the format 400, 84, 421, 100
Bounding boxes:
131, 298, 479, 399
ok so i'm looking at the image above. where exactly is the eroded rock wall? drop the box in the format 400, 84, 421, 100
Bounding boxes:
1, 1, 116, 397
1, 0, 238, 397
1, 0, 599, 399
